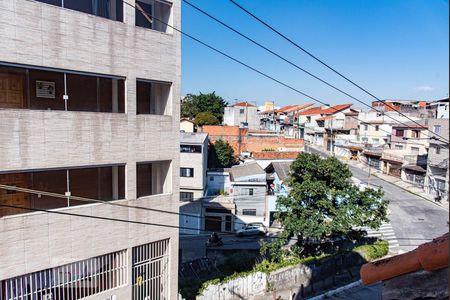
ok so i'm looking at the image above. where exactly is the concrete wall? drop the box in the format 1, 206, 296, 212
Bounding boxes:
0, 0, 181, 298
223, 106, 260, 130
180, 139, 208, 194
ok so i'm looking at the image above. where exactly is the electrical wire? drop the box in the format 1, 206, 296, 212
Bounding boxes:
127, 1, 408, 140
228, 0, 449, 143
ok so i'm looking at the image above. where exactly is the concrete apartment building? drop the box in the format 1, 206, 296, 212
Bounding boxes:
179, 132, 208, 201
424, 119, 449, 201
0, 0, 180, 299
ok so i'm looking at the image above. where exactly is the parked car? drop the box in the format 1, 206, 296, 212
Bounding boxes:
236, 223, 267, 237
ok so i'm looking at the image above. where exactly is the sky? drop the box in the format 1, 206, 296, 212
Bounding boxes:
181, 0, 449, 108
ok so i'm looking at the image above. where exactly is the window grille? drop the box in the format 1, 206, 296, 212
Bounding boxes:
0, 250, 127, 300
132, 239, 170, 300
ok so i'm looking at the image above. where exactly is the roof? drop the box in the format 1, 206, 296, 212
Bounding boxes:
180, 132, 208, 144
297, 104, 352, 116
180, 118, 194, 123
360, 232, 449, 285
392, 120, 428, 129
230, 161, 265, 180
271, 161, 292, 181
232, 102, 256, 107
275, 103, 313, 113
402, 164, 426, 172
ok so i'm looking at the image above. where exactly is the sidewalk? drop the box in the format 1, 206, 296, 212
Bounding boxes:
346, 159, 449, 212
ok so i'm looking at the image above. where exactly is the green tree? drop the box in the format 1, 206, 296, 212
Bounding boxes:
181, 92, 228, 122
262, 153, 388, 260
194, 112, 219, 126
208, 139, 236, 168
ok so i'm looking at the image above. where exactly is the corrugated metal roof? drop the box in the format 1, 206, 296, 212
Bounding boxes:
230, 161, 265, 179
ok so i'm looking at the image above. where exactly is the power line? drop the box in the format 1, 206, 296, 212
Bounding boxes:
227, 0, 449, 143
182, 0, 446, 144
0, 184, 270, 228
126, 1, 401, 139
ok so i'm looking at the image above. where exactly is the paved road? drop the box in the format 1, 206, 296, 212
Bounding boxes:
305, 145, 449, 252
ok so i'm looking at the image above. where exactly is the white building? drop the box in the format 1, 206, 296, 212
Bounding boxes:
223, 101, 260, 130
0, 0, 180, 298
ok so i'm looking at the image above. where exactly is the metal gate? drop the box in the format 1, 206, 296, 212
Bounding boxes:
132, 239, 170, 300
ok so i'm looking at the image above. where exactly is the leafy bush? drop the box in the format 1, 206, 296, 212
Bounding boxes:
353, 240, 388, 261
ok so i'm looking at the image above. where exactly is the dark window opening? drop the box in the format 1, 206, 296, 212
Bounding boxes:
248, 188, 254, 196
180, 168, 194, 178
35, 0, 123, 21
0, 165, 125, 218
136, 80, 171, 115
395, 129, 404, 137
242, 209, 256, 216
180, 145, 202, 153
136, 161, 171, 198
135, 0, 171, 33
0, 65, 125, 113
180, 192, 194, 201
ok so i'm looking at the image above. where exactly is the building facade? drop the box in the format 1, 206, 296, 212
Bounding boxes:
424, 119, 449, 201
0, 0, 180, 299
223, 102, 260, 130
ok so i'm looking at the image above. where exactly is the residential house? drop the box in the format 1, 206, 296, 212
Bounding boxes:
372, 100, 428, 112
265, 161, 292, 225
428, 97, 449, 119
381, 121, 429, 186
0, 0, 180, 298
223, 101, 260, 130
178, 132, 208, 234
424, 119, 449, 201
180, 118, 195, 132
230, 162, 268, 230
260, 103, 313, 135
297, 104, 355, 150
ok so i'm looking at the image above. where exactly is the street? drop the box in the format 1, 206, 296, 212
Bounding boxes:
305, 144, 449, 252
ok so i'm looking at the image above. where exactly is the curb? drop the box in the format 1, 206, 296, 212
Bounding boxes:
371, 173, 449, 212
308, 280, 362, 300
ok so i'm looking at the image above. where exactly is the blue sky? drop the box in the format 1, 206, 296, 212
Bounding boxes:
181, 0, 449, 107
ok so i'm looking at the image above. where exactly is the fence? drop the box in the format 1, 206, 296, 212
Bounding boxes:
404, 173, 425, 187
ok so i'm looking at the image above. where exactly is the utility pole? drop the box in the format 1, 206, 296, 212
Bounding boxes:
330, 118, 334, 155
368, 158, 371, 188
245, 101, 248, 126
272, 100, 276, 132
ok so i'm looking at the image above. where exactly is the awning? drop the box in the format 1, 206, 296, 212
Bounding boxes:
363, 151, 382, 157
402, 165, 426, 173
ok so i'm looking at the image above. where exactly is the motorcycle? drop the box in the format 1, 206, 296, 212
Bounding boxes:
205, 233, 223, 247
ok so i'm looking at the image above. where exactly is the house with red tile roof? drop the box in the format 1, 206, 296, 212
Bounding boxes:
296, 104, 358, 151
259, 103, 314, 135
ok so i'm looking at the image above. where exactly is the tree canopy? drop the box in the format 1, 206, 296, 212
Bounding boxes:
181, 92, 228, 122
194, 112, 220, 126
262, 153, 388, 261
208, 139, 236, 168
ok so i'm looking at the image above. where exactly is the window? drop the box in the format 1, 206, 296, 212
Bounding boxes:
411, 130, 420, 138
361, 137, 368, 143
239, 108, 245, 114
209, 176, 214, 181
434, 125, 442, 134
375, 125, 379, 131
364, 124, 368, 131
411, 147, 420, 154
436, 146, 441, 155
136, 79, 171, 115
135, 0, 172, 33
395, 129, 404, 137
180, 191, 194, 201
0, 249, 127, 300
180, 168, 194, 177
132, 239, 170, 300
36, 0, 123, 21
394, 144, 404, 150
0, 65, 125, 112
248, 188, 254, 196
180, 145, 202, 153
242, 209, 257, 216
136, 161, 171, 198
0, 165, 125, 218
373, 138, 379, 145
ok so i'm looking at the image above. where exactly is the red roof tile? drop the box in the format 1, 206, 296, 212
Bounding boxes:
317, 115, 335, 121
233, 102, 256, 107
